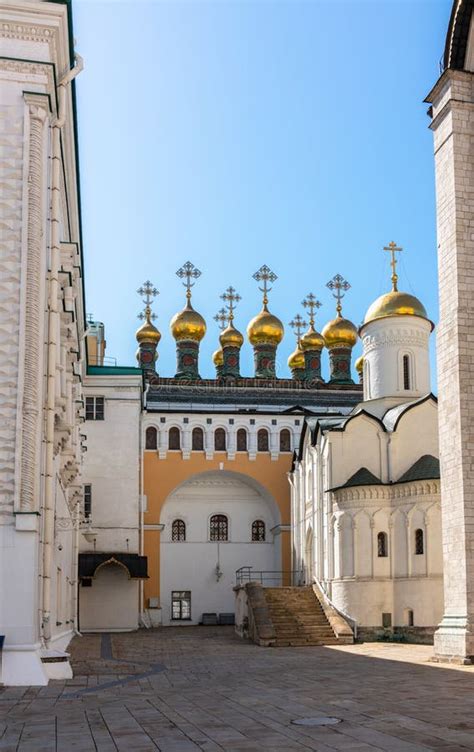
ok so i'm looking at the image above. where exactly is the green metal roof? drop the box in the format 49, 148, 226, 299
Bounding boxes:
397, 455, 440, 483
87, 366, 142, 376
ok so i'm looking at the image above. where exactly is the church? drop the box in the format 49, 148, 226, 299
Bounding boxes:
2, 0, 474, 686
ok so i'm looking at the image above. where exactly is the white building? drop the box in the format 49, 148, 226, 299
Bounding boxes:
291, 261, 443, 639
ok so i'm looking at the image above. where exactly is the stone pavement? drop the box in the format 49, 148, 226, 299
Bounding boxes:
1, 627, 474, 751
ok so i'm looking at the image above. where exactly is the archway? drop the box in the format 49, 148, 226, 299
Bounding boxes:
159, 470, 281, 625
79, 562, 139, 632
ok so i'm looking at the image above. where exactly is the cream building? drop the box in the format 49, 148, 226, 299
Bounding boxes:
291, 251, 443, 640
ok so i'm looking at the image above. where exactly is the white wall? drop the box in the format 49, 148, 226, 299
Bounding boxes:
79, 565, 139, 632
160, 472, 281, 625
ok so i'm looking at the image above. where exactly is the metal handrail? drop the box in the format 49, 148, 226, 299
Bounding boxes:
235, 567, 297, 587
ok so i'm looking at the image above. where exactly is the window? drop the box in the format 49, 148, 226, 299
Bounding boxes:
168, 427, 181, 450
279, 429, 291, 452
192, 427, 204, 451
408, 609, 414, 627
84, 484, 92, 519
415, 528, 424, 555
145, 427, 157, 450
377, 531, 388, 557
171, 591, 191, 620
214, 428, 226, 451
236, 428, 247, 452
210, 514, 228, 541
382, 612, 392, 628
403, 354, 411, 390
85, 396, 104, 421
172, 519, 186, 542
257, 428, 269, 452
252, 520, 265, 541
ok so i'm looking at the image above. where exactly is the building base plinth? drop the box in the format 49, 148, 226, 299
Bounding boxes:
433, 614, 474, 664
1, 646, 49, 686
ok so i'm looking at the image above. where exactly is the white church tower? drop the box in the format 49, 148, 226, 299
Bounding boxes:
359, 242, 433, 407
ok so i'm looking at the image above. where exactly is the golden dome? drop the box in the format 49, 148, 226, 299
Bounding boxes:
136, 308, 161, 345
355, 355, 364, 375
300, 324, 325, 351
288, 346, 305, 371
247, 306, 284, 346
219, 322, 244, 349
322, 314, 358, 348
170, 299, 206, 342
213, 347, 224, 367
363, 290, 431, 328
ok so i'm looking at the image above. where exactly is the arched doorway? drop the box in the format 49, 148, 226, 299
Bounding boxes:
305, 527, 314, 584
159, 471, 281, 625
79, 561, 139, 632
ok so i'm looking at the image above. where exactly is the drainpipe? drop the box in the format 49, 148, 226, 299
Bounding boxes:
42, 54, 83, 647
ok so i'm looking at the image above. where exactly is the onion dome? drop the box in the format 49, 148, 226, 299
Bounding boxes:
212, 347, 224, 367
247, 305, 284, 346
322, 313, 358, 348
136, 306, 161, 345
300, 324, 325, 351
288, 346, 305, 370
355, 355, 364, 376
363, 290, 432, 328
220, 322, 244, 349
170, 299, 206, 342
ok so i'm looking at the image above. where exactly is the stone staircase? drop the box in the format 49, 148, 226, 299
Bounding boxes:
264, 586, 343, 647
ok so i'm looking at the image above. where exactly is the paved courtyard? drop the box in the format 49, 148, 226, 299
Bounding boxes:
1, 627, 474, 751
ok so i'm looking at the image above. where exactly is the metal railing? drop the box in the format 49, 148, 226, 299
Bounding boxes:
235, 567, 297, 587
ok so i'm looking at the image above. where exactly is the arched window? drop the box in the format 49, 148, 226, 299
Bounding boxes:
192, 427, 204, 451
172, 519, 186, 542
279, 429, 291, 452
252, 520, 265, 541
168, 427, 181, 451
210, 514, 228, 541
415, 528, 424, 555
145, 427, 157, 450
236, 428, 247, 452
214, 428, 226, 451
377, 531, 388, 558
403, 354, 411, 390
257, 428, 269, 452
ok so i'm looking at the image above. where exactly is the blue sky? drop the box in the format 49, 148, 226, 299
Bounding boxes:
73, 0, 450, 381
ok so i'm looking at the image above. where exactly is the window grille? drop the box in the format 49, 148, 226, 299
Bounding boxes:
85, 396, 104, 421
192, 427, 204, 451
214, 428, 226, 451
403, 354, 411, 390
171, 519, 186, 542
236, 428, 247, 451
84, 484, 92, 519
210, 514, 228, 541
377, 531, 388, 557
171, 591, 191, 620
168, 427, 181, 450
251, 520, 265, 541
415, 528, 424, 555
257, 428, 269, 452
279, 429, 291, 452
145, 427, 157, 450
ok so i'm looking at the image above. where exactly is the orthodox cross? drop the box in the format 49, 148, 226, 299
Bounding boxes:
289, 313, 307, 345
213, 307, 228, 331
220, 286, 241, 322
326, 273, 350, 315
383, 241, 402, 292
176, 261, 202, 301
137, 280, 158, 321
302, 292, 322, 326
253, 265, 277, 308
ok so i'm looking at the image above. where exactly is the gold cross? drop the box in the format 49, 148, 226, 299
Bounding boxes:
176, 261, 202, 300
301, 292, 322, 326
253, 265, 277, 308
137, 280, 159, 320
383, 241, 402, 292
213, 307, 228, 331
289, 313, 307, 344
221, 286, 241, 322
326, 273, 350, 315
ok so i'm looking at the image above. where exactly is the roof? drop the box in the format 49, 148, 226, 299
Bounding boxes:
78, 553, 148, 580
87, 365, 143, 376
331, 467, 382, 491
383, 394, 437, 432
397, 455, 440, 483
444, 0, 474, 71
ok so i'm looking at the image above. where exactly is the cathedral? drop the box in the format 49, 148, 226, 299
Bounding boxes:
1, 0, 474, 686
